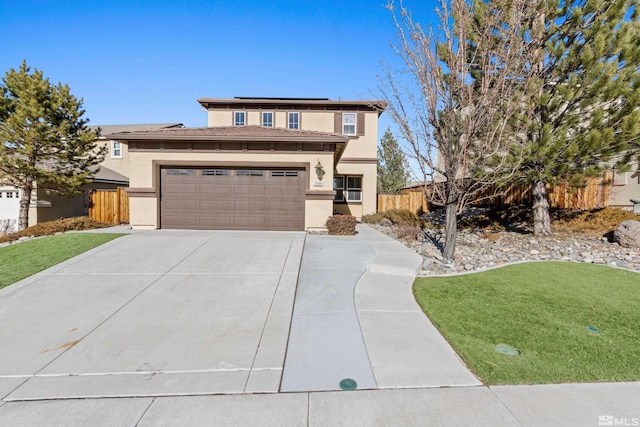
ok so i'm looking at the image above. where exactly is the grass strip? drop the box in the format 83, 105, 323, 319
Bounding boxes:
413, 262, 640, 385
0, 233, 123, 289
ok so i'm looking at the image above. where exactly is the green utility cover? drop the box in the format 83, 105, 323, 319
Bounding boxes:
339, 378, 358, 390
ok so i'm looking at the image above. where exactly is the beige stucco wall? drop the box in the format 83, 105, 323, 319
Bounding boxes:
339, 112, 379, 160
126, 149, 335, 230
128, 197, 158, 229
188, 105, 383, 225
95, 138, 130, 178
609, 167, 640, 208
206, 108, 380, 153
206, 109, 379, 156
334, 162, 377, 218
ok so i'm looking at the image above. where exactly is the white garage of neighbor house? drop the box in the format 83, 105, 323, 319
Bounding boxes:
108, 97, 387, 231
0, 186, 20, 233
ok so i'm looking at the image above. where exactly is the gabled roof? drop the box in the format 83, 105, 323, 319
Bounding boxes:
107, 125, 350, 143
90, 123, 184, 137
90, 165, 128, 185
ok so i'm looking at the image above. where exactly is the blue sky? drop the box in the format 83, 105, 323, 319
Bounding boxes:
0, 0, 438, 131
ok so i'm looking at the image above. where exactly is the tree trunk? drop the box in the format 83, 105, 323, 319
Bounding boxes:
532, 179, 552, 236
18, 180, 32, 231
442, 199, 458, 262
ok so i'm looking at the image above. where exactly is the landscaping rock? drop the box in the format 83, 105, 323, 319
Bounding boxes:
613, 220, 640, 248
369, 224, 640, 276
379, 218, 393, 227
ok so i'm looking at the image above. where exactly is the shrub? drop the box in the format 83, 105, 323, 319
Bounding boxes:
361, 209, 419, 226
326, 215, 357, 235
0, 217, 112, 244
0, 219, 17, 236
394, 224, 423, 242
553, 207, 640, 234
361, 212, 385, 224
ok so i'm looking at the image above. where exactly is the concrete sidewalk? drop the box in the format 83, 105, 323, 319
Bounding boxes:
282, 224, 479, 392
1, 382, 638, 426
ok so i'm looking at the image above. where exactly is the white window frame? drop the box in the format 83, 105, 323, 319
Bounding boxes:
234, 111, 246, 126
333, 175, 362, 202
262, 112, 273, 127
288, 112, 299, 129
346, 176, 362, 202
342, 113, 357, 135
111, 141, 122, 158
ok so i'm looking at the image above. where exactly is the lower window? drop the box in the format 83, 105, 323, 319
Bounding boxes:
334, 175, 362, 202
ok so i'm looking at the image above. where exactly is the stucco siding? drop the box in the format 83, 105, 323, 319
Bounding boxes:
609, 168, 640, 208
125, 148, 336, 230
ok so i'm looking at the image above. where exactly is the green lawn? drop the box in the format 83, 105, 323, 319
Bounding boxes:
0, 233, 123, 289
413, 262, 640, 385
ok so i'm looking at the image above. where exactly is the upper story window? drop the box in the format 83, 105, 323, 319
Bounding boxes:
343, 113, 356, 135
288, 112, 299, 130
234, 111, 246, 126
262, 112, 273, 127
111, 141, 122, 158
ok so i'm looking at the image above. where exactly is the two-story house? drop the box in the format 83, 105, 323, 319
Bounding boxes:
108, 97, 386, 231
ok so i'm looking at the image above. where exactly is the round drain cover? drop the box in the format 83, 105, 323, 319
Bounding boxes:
339, 378, 357, 390
494, 343, 520, 356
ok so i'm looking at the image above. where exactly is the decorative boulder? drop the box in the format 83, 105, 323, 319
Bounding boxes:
613, 220, 640, 248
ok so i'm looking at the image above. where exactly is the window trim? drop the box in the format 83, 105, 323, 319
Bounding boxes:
342, 113, 357, 135
201, 169, 229, 176
234, 111, 246, 126
288, 112, 300, 130
333, 175, 362, 203
236, 170, 264, 177
111, 141, 123, 158
262, 111, 273, 127
166, 169, 195, 176
346, 176, 362, 202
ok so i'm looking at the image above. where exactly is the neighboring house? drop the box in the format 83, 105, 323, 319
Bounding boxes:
90, 123, 184, 179
28, 165, 129, 226
108, 97, 386, 231
610, 165, 640, 209
0, 124, 183, 230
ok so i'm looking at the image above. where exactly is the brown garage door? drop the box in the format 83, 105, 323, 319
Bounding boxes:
160, 167, 305, 231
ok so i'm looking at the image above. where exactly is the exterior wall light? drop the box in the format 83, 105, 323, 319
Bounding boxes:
315, 160, 325, 182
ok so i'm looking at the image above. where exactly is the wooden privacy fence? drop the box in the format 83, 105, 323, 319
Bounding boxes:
378, 190, 431, 214
377, 172, 612, 214
88, 187, 130, 224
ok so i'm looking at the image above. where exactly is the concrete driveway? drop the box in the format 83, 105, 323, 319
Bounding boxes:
0, 230, 305, 400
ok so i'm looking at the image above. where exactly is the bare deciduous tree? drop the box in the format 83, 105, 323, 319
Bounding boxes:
380, 0, 534, 261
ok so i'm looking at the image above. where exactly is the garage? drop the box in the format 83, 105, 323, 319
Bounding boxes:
160, 167, 305, 231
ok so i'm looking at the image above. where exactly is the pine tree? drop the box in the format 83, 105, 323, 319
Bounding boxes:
377, 127, 409, 193
0, 61, 106, 230
518, 0, 640, 235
